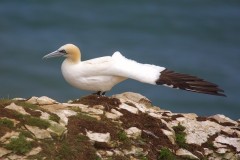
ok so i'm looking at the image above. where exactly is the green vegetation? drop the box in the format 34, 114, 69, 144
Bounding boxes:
0, 118, 14, 128
77, 134, 89, 142
49, 114, 60, 123
0, 98, 12, 108
76, 112, 97, 121
25, 116, 50, 129
117, 130, 128, 141
5, 133, 32, 154
16, 101, 39, 110
173, 123, 188, 148
158, 148, 176, 160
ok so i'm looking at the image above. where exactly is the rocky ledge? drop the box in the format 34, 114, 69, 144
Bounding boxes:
0, 92, 239, 160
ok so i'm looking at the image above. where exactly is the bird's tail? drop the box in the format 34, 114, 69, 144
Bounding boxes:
156, 69, 226, 96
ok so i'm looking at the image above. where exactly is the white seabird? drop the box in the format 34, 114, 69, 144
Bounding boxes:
43, 44, 225, 96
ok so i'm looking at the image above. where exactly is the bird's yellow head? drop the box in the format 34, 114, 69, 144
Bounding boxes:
43, 44, 81, 63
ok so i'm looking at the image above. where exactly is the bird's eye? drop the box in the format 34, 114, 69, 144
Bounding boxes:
59, 49, 67, 54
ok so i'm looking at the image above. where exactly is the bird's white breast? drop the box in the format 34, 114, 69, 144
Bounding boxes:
61, 59, 126, 92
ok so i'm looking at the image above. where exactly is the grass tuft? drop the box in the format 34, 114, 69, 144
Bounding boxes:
25, 116, 50, 129
5, 133, 32, 155
158, 147, 175, 160
117, 130, 128, 141
173, 123, 188, 148
0, 118, 14, 128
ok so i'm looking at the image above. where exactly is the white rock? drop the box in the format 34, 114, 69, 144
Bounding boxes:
81, 107, 104, 115
47, 121, 67, 137
125, 127, 142, 139
113, 149, 124, 156
148, 112, 162, 119
0, 147, 11, 157
0, 131, 20, 143
37, 96, 57, 105
216, 148, 229, 154
37, 110, 50, 120
5, 103, 30, 115
106, 151, 114, 156
25, 125, 51, 139
204, 148, 213, 156
62, 103, 88, 109
123, 146, 146, 156
176, 148, 199, 160
7, 154, 25, 160
111, 109, 123, 116
182, 113, 198, 120
27, 96, 38, 104
133, 103, 148, 113
105, 112, 120, 120
86, 130, 110, 143
40, 104, 68, 113
93, 105, 105, 110
26, 147, 42, 156
54, 109, 77, 125
162, 129, 175, 144
210, 114, 238, 126
119, 103, 138, 114
215, 135, 240, 152
169, 118, 225, 145
113, 92, 150, 105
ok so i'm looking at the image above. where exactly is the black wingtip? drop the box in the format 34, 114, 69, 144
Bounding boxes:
156, 69, 226, 97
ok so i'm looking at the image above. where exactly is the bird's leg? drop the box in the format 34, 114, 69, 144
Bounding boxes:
92, 91, 102, 96
92, 91, 106, 96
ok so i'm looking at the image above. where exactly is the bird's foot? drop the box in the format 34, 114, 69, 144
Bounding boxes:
92, 91, 106, 97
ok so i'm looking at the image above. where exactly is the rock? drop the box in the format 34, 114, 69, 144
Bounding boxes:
26, 147, 42, 156
0, 131, 19, 143
47, 121, 67, 137
53, 109, 77, 125
113, 149, 124, 156
37, 110, 50, 120
123, 146, 146, 156
148, 112, 162, 119
176, 148, 199, 159
25, 125, 51, 139
27, 96, 57, 105
125, 127, 142, 139
1, 93, 239, 160
0, 147, 11, 157
81, 107, 104, 115
86, 130, 111, 143
162, 129, 175, 144
210, 114, 238, 126
119, 103, 138, 114
105, 112, 120, 120
111, 109, 123, 116
170, 119, 223, 145
5, 103, 30, 115
27, 96, 39, 104
182, 113, 198, 120
113, 92, 151, 105
214, 135, 240, 152
37, 96, 58, 105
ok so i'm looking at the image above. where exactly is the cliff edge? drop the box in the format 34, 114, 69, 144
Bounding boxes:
0, 92, 239, 160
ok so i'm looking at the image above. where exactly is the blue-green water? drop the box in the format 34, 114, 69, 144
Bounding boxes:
0, 1, 239, 119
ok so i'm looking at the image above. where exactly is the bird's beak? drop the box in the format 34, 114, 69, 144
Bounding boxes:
42, 50, 65, 59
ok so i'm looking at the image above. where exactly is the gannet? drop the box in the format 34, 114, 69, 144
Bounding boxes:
43, 44, 225, 96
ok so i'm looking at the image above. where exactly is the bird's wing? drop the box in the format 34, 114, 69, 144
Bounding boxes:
80, 52, 225, 96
